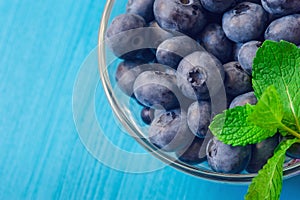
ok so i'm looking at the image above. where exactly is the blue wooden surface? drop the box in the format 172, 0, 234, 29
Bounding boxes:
0, 1, 299, 199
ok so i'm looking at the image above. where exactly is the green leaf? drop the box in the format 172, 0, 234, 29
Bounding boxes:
245, 138, 299, 200
252, 40, 300, 133
209, 104, 277, 146
248, 85, 283, 131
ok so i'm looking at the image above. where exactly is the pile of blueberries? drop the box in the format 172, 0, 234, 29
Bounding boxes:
106, 0, 300, 174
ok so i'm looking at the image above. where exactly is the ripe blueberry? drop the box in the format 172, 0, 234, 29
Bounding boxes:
156, 36, 203, 69
206, 137, 251, 173
223, 61, 252, 97
238, 40, 262, 75
222, 2, 268, 43
200, 23, 233, 63
149, 109, 194, 151
106, 13, 154, 61
265, 14, 300, 45
229, 91, 257, 108
187, 101, 211, 138
261, 0, 300, 16
153, 0, 207, 37
176, 136, 211, 164
246, 134, 280, 173
126, 0, 155, 22
200, 0, 235, 14
176, 51, 225, 100
133, 71, 180, 110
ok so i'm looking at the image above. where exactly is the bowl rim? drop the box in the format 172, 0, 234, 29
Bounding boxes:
97, 0, 300, 183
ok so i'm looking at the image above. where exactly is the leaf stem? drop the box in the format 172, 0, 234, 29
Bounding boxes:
279, 123, 300, 139
284, 85, 300, 133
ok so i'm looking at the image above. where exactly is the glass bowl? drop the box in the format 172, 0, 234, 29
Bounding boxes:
98, 0, 300, 183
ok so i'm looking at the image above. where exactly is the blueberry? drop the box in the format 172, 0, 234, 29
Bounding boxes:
261, 0, 300, 16
153, 0, 207, 37
106, 13, 154, 61
116, 61, 171, 97
156, 36, 203, 69
106, 14, 146, 37
206, 137, 251, 173
286, 143, 300, 159
238, 40, 262, 75
236, 0, 260, 3
175, 136, 211, 164
246, 134, 280, 173
126, 0, 155, 22
187, 101, 211, 138
141, 107, 155, 125
232, 42, 243, 61
224, 61, 252, 97
176, 51, 225, 100
222, 2, 268, 43
133, 71, 180, 110
265, 14, 300, 45
115, 60, 147, 97
148, 21, 174, 52
200, 0, 235, 14
200, 23, 233, 63
149, 109, 194, 151
229, 91, 257, 108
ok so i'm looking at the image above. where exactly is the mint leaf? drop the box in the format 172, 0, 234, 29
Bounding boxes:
245, 138, 299, 200
209, 104, 277, 146
252, 40, 300, 133
248, 85, 284, 132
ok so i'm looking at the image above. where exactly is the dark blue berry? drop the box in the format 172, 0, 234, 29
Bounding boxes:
106, 14, 145, 37
265, 14, 300, 45
286, 143, 300, 159
176, 51, 225, 100
200, 23, 233, 63
156, 36, 203, 69
222, 2, 268, 43
246, 134, 280, 173
148, 21, 174, 52
126, 0, 155, 22
153, 0, 207, 37
224, 61, 252, 97
206, 137, 251, 173
200, 0, 235, 14
149, 109, 194, 151
236, 0, 260, 3
175, 136, 211, 164
187, 101, 211, 138
115, 60, 147, 97
133, 71, 180, 110
229, 91, 257, 108
141, 107, 155, 125
106, 13, 155, 61
238, 40, 262, 75
261, 0, 300, 16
